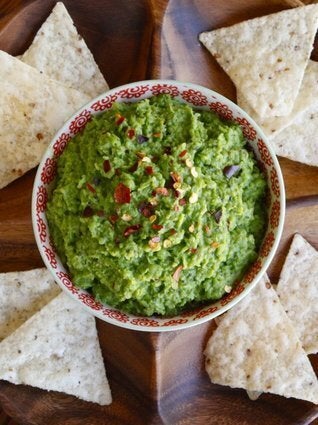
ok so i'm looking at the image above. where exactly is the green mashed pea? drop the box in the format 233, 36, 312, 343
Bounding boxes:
46, 94, 267, 316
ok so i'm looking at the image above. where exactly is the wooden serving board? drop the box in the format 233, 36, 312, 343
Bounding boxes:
0, 0, 318, 424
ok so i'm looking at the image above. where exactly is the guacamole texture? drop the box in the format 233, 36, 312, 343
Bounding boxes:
46, 95, 267, 316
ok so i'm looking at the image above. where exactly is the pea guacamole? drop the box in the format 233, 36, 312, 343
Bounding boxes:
46, 95, 267, 316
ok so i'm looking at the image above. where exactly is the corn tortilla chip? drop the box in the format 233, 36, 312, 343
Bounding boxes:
199, 5, 318, 119
0, 292, 112, 405
276, 234, 318, 354
0, 50, 90, 189
20, 2, 108, 98
269, 101, 318, 166
0, 268, 60, 341
237, 60, 318, 138
205, 276, 318, 404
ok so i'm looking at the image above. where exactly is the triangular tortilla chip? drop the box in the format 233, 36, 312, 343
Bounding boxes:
0, 268, 60, 341
0, 292, 112, 405
276, 234, 318, 354
269, 100, 318, 166
205, 276, 318, 404
237, 60, 318, 137
0, 50, 90, 189
20, 2, 108, 98
199, 5, 318, 118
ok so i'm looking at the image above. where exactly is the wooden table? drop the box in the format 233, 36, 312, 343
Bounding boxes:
0, 0, 318, 424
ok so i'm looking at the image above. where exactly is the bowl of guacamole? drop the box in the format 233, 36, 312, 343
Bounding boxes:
32, 80, 285, 331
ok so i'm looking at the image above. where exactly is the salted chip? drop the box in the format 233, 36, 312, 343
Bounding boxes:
269, 101, 318, 166
199, 5, 318, 119
0, 292, 112, 405
20, 2, 108, 98
205, 276, 318, 404
0, 268, 60, 341
237, 60, 318, 138
276, 234, 318, 354
0, 50, 90, 189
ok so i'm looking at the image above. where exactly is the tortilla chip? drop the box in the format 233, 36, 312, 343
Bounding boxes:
199, 5, 318, 119
0, 268, 60, 341
0, 50, 90, 189
0, 292, 112, 405
237, 60, 318, 137
276, 234, 318, 354
205, 275, 318, 404
20, 2, 108, 98
269, 101, 318, 166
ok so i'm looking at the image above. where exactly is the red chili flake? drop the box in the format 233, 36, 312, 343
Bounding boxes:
86, 182, 96, 194
164, 177, 174, 189
123, 224, 141, 237
190, 248, 197, 254
151, 236, 161, 243
179, 150, 187, 158
173, 190, 180, 198
152, 224, 163, 230
115, 115, 125, 126
129, 161, 139, 173
170, 172, 181, 183
103, 159, 111, 173
114, 183, 131, 204
138, 202, 154, 218
172, 265, 183, 282
153, 132, 161, 138
115, 168, 121, 176
154, 187, 169, 196
170, 229, 176, 235
145, 166, 154, 175
109, 214, 119, 224
82, 206, 94, 217
127, 129, 135, 139
179, 198, 187, 206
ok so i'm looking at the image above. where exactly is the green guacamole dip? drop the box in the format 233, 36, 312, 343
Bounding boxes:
46, 95, 267, 316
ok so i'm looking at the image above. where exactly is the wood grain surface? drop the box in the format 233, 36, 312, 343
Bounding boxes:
0, 0, 318, 424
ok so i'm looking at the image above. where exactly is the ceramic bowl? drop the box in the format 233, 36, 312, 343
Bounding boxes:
32, 80, 285, 332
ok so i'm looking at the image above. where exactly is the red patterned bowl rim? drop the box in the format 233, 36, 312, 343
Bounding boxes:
32, 79, 285, 332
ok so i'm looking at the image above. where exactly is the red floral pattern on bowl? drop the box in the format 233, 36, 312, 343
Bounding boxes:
32, 80, 285, 332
